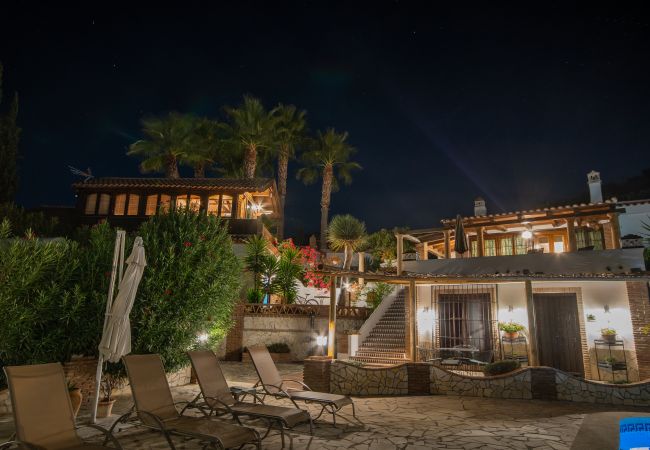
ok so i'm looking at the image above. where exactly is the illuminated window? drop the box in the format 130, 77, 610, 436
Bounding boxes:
514, 237, 527, 255
484, 239, 496, 256
536, 237, 550, 253
500, 237, 513, 256
189, 195, 201, 212
113, 194, 127, 215
159, 195, 171, 212
207, 195, 219, 215
470, 240, 478, 257
127, 194, 140, 216
84, 193, 97, 215
553, 236, 565, 253
221, 195, 233, 217
176, 195, 188, 210
98, 194, 110, 215
145, 195, 158, 216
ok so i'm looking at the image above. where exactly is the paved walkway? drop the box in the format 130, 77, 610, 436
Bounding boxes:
1, 362, 649, 449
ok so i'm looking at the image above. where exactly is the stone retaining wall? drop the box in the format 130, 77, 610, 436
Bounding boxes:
303, 360, 650, 406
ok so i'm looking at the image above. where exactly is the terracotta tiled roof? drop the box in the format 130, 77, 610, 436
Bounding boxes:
73, 177, 274, 191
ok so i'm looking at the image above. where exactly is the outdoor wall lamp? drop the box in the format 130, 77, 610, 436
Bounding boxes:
604, 304, 610, 314
316, 335, 328, 346
508, 305, 514, 312
521, 230, 533, 240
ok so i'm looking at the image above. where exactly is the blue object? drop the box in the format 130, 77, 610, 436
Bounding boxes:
619, 417, 650, 450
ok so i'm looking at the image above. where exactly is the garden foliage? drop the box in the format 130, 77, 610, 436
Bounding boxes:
0, 209, 241, 385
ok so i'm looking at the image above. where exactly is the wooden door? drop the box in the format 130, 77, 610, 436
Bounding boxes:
533, 293, 584, 376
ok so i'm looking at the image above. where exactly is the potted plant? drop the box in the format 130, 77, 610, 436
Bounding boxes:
266, 342, 292, 363
498, 321, 525, 340
97, 373, 125, 418
586, 314, 596, 322
67, 380, 82, 418
601, 327, 617, 344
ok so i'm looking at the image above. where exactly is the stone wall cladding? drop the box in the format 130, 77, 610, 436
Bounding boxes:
556, 370, 650, 407
330, 361, 408, 395
430, 366, 533, 399
626, 281, 650, 380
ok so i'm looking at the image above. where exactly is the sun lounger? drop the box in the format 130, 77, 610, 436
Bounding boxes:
247, 345, 356, 426
122, 354, 260, 450
1, 363, 122, 450
187, 350, 312, 447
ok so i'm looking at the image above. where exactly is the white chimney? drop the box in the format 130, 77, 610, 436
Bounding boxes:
587, 170, 603, 203
474, 197, 487, 216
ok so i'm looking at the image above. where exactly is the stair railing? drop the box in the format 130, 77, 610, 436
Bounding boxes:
356, 287, 405, 351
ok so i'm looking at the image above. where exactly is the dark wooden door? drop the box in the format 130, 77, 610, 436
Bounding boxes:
533, 293, 584, 376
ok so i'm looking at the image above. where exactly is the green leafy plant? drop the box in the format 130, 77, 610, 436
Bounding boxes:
604, 356, 617, 365
601, 327, 617, 336
586, 314, 596, 321
275, 243, 304, 304
498, 322, 525, 333
100, 372, 126, 402
362, 282, 394, 310
266, 342, 290, 353
0, 203, 62, 237
246, 288, 264, 304
243, 235, 269, 296
483, 359, 521, 376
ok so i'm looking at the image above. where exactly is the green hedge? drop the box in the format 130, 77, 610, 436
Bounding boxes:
0, 209, 241, 385
483, 359, 521, 376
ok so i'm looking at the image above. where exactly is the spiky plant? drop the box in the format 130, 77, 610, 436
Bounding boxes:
296, 129, 361, 250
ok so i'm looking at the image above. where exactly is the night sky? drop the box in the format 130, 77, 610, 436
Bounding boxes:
2, 3, 650, 238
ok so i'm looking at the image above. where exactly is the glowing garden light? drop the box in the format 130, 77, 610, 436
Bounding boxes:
316, 335, 328, 346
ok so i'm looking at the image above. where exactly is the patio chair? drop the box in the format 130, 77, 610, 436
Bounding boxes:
186, 351, 312, 447
122, 354, 260, 450
1, 363, 122, 450
247, 345, 356, 426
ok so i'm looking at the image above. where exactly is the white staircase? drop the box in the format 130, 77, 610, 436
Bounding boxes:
350, 288, 408, 365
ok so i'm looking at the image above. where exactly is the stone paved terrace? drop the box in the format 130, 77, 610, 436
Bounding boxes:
2, 362, 650, 449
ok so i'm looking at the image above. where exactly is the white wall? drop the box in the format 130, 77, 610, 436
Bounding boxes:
619, 203, 650, 243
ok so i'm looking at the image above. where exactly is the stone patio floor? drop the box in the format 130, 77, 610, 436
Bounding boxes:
2, 362, 649, 449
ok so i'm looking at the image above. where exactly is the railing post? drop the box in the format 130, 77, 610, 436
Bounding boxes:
408, 281, 417, 361
327, 276, 337, 358
525, 280, 539, 366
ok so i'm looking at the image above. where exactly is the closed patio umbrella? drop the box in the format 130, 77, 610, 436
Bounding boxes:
91, 234, 146, 422
453, 214, 469, 257
98, 236, 146, 361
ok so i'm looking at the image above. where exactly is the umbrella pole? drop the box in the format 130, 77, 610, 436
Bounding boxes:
90, 230, 126, 423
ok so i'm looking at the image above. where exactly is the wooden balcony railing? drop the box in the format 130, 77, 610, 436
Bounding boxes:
244, 303, 371, 319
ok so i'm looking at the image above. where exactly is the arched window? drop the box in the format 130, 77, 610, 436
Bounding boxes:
127, 194, 140, 216
113, 194, 127, 215
145, 195, 158, 216
189, 195, 201, 212
98, 194, 111, 215
84, 193, 97, 215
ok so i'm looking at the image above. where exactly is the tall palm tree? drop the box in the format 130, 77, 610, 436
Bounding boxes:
184, 118, 227, 178
296, 129, 361, 250
271, 104, 306, 239
224, 95, 275, 179
328, 214, 366, 305
128, 113, 194, 178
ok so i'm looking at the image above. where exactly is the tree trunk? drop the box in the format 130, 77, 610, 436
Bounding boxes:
277, 146, 289, 240
243, 144, 257, 179
194, 163, 205, 178
320, 165, 333, 251
166, 155, 180, 179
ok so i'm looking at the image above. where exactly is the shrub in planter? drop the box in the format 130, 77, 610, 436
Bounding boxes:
483, 359, 521, 376
498, 321, 525, 339
266, 342, 290, 353
600, 327, 617, 344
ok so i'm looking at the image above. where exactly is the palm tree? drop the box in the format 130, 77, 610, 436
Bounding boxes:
128, 113, 194, 178
224, 95, 276, 179
271, 104, 306, 239
185, 118, 226, 178
296, 129, 361, 250
327, 214, 366, 305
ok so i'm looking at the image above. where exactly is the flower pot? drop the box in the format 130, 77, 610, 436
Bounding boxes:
503, 331, 519, 340
96, 399, 115, 418
69, 388, 82, 417
601, 334, 617, 344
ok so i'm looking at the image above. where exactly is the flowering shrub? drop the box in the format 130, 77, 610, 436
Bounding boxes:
300, 245, 329, 290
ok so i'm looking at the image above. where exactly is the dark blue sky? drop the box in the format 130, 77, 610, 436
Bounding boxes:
2, 2, 650, 238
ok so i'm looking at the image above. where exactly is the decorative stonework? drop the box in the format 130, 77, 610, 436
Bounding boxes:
330, 361, 408, 395
556, 370, 650, 406
430, 366, 532, 399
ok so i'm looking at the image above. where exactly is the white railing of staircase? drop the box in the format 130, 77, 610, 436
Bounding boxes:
353, 287, 404, 355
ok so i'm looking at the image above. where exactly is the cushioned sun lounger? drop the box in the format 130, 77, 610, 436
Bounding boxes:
1, 363, 122, 450
247, 345, 356, 426
187, 350, 312, 447
122, 354, 260, 450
